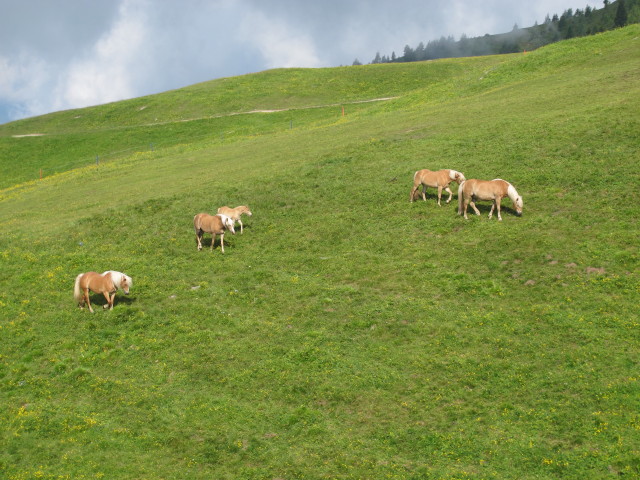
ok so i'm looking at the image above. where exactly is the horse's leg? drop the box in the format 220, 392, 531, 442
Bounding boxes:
437, 186, 443, 206
84, 288, 94, 313
463, 199, 470, 220
421, 185, 427, 202
444, 186, 453, 204
488, 201, 495, 219
210, 233, 215, 250
496, 198, 503, 221
195, 230, 203, 251
78, 287, 85, 309
103, 291, 111, 309
470, 201, 481, 216
239, 219, 243, 234
220, 233, 225, 253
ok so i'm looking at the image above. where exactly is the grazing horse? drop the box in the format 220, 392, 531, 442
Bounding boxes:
410, 169, 466, 205
194, 213, 235, 252
458, 178, 523, 221
73, 270, 132, 313
217, 205, 252, 234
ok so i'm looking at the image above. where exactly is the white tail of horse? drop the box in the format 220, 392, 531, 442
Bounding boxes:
73, 274, 83, 303
457, 180, 466, 215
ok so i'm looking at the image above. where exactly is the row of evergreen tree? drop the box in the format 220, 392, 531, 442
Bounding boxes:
354, 0, 639, 66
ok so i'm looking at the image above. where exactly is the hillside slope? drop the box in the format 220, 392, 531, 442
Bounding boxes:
1, 26, 639, 479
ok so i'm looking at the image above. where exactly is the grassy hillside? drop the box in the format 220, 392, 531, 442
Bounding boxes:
1, 26, 639, 479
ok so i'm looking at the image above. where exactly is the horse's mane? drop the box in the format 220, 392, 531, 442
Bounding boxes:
506, 184, 523, 208
103, 271, 132, 289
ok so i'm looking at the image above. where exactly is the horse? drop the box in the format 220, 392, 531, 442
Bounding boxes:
410, 169, 466, 206
73, 270, 132, 313
194, 213, 235, 252
458, 178, 523, 221
216, 205, 252, 234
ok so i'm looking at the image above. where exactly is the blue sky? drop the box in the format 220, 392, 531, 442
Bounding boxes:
0, 0, 592, 124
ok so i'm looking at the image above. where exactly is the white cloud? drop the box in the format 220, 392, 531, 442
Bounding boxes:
53, 0, 149, 111
0, 53, 50, 119
240, 11, 323, 69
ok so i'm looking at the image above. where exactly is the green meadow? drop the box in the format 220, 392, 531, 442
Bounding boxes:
1, 26, 639, 479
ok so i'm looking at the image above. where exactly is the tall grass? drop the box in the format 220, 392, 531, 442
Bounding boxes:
1, 26, 639, 479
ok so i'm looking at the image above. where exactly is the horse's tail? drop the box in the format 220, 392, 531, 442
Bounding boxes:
73, 274, 84, 303
410, 170, 420, 201
457, 180, 466, 215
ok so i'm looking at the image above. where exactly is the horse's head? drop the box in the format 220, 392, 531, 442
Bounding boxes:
243, 206, 252, 217
223, 216, 236, 234
453, 171, 466, 184
120, 274, 131, 294
506, 184, 523, 216
513, 196, 523, 216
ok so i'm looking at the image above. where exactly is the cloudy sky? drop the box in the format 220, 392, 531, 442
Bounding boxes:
1, 0, 591, 124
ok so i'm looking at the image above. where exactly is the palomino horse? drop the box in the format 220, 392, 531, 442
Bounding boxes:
194, 213, 235, 252
73, 270, 132, 313
410, 169, 466, 205
458, 178, 523, 221
217, 205, 252, 234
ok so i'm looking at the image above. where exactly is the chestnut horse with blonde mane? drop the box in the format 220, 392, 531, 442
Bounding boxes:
217, 205, 252, 234
73, 270, 132, 313
458, 178, 523, 221
410, 169, 466, 205
194, 213, 235, 252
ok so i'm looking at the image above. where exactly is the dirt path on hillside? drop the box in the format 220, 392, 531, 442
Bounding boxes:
9, 96, 399, 137
154, 96, 399, 126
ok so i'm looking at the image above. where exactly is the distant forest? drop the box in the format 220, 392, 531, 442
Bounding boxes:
355, 0, 640, 65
